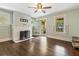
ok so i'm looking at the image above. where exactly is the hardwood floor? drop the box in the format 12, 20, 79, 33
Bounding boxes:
0, 36, 79, 56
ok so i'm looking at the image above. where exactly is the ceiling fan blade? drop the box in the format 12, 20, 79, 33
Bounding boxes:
42, 10, 46, 13
43, 6, 52, 9
34, 10, 38, 13
28, 7, 36, 9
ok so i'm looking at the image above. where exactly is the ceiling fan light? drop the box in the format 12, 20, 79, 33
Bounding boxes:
38, 9, 42, 11
28, 3, 52, 13
37, 3, 43, 9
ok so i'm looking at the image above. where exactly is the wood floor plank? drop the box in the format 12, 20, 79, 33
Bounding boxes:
0, 36, 79, 56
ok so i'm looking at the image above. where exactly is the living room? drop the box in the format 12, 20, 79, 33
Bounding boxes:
0, 3, 79, 56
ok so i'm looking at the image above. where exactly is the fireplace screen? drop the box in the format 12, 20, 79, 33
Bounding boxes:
20, 31, 30, 40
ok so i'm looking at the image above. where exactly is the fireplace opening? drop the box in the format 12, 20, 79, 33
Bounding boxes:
20, 31, 30, 40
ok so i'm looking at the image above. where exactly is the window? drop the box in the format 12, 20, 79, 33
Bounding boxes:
56, 17, 64, 32
54, 15, 65, 33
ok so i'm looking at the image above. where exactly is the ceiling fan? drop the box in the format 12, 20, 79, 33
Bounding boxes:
28, 3, 52, 13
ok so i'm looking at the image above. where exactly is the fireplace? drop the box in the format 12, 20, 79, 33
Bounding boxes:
12, 25, 32, 43
20, 31, 30, 40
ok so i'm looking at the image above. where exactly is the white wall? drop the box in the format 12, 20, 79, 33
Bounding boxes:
37, 8, 79, 42
0, 9, 12, 42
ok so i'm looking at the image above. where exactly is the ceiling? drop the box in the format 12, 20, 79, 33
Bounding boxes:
0, 3, 79, 18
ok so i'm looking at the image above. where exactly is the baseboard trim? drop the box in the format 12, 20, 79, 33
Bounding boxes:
0, 38, 11, 42
47, 35, 72, 42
